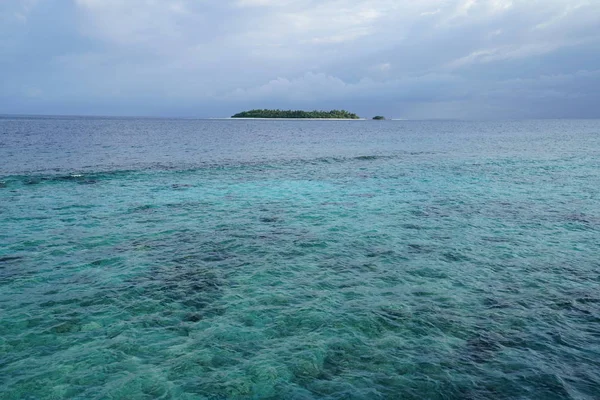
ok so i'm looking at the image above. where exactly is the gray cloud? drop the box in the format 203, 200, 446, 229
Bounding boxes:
1, 0, 599, 118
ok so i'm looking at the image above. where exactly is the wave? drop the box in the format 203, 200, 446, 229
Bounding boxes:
0, 151, 440, 187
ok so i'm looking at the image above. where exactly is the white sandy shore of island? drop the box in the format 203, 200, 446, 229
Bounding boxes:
210, 118, 369, 120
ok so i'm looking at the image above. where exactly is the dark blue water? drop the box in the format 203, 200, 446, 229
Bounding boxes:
1, 117, 599, 399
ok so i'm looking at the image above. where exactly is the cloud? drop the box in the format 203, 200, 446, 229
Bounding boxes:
371, 63, 392, 72
0, 0, 38, 24
445, 43, 563, 68
223, 72, 465, 103
0, 0, 599, 118
421, 8, 441, 16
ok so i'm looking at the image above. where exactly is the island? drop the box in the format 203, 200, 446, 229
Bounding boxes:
231, 109, 360, 119
372, 116, 386, 120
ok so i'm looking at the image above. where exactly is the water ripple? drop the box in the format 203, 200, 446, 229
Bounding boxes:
1, 120, 600, 398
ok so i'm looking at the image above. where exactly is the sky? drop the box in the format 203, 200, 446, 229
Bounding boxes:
1, 0, 599, 119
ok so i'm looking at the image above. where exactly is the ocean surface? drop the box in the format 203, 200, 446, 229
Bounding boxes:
1, 116, 599, 399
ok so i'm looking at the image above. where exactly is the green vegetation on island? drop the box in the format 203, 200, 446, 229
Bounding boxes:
372, 116, 386, 120
231, 109, 360, 119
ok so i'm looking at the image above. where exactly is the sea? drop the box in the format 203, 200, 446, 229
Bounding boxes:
1, 116, 599, 399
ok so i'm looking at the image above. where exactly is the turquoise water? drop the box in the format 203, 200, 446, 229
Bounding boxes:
1, 118, 600, 399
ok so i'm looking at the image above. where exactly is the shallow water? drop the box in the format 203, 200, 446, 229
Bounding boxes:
1, 117, 600, 399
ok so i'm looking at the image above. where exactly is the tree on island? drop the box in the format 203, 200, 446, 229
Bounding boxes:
231, 109, 360, 119
372, 116, 386, 120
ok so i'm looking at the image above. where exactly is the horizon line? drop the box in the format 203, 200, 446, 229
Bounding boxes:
2, 113, 599, 122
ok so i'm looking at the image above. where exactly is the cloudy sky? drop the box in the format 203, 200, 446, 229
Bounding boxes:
1, 0, 599, 118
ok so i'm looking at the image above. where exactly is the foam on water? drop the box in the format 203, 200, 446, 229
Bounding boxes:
1, 118, 599, 399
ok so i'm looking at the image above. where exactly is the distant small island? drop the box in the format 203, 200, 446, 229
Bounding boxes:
372, 116, 386, 120
231, 109, 360, 119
